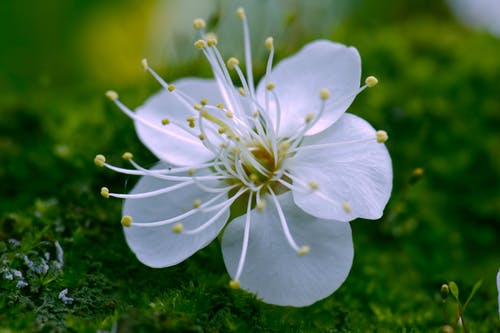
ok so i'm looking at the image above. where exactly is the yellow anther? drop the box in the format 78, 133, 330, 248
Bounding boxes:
193, 18, 206, 30
308, 181, 319, 190
161, 118, 170, 125
200, 98, 208, 106
238, 88, 247, 96
188, 168, 195, 176
413, 167, 424, 178
193, 199, 202, 209
105, 90, 118, 101
229, 280, 240, 289
167, 84, 175, 92
194, 39, 207, 49
230, 147, 240, 154
266, 82, 275, 90
280, 141, 290, 152
122, 152, 133, 160
265, 37, 274, 50
249, 174, 259, 182
376, 130, 388, 143
100, 187, 110, 198
225, 111, 233, 118
342, 202, 351, 213
193, 104, 202, 111
218, 127, 226, 134
141, 58, 148, 71
252, 111, 259, 118
297, 246, 310, 256
236, 7, 245, 20
172, 223, 183, 233
320, 88, 331, 100
94, 154, 106, 167
216, 103, 224, 109
121, 215, 132, 227
187, 116, 196, 123
198, 133, 206, 141
256, 200, 266, 212
206, 33, 218, 46
220, 143, 228, 149
227, 57, 239, 70
365, 76, 379, 88
305, 113, 314, 123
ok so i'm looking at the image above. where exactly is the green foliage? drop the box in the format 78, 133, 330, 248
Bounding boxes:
1, 0, 499, 332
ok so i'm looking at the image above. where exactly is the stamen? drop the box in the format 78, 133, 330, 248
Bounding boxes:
193, 199, 202, 208
268, 188, 302, 253
229, 280, 240, 289
141, 58, 148, 71
365, 76, 378, 87
237, 7, 255, 96
161, 118, 170, 125
106, 181, 195, 199
194, 39, 207, 49
105, 90, 118, 101
297, 246, 310, 256
172, 223, 183, 233
233, 192, 253, 283
94, 154, 106, 167
193, 18, 206, 30
121, 215, 132, 227
342, 202, 351, 213
308, 181, 319, 190
122, 152, 133, 160
376, 130, 388, 143
100, 187, 110, 198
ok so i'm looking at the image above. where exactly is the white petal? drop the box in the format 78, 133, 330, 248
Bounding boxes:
122, 164, 230, 268
288, 113, 392, 221
222, 192, 353, 307
256, 40, 361, 137
135, 78, 223, 166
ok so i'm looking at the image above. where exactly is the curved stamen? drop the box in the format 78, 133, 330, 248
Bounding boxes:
268, 187, 305, 254
233, 191, 253, 283
107, 180, 195, 199
182, 188, 248, 234
237, 7, 255, 97
128, 189, 232, 228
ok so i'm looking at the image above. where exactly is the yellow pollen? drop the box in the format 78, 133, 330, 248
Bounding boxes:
105, 90, 118, 101
320, 88, 331, 100
198, 133, 206, 141
256, 200, 266, 212
121, 215, 132, 227
236, 7, 245, 20
194, 39, 207, 49
193, 199, 202, 209
100, 187, 109, 198
365, 76, 379, 87
141, 58, 148, 71
193, 18, 206, 30
161, 118, 170, 125
342, 202, 351, 213
265, 37, 274, 50
218, 127, 226, 134
206, 33, 218, 46
227, 57, 239, 70
172, 223, 183, 233
266, 82, 275, 90
94, 154, 106, 167
376, 130, 388, 143
193, 104, 202, 111
225, 111, 233, 118
187, 116, 196, 123
308, 181, 319, 190
216, 103, 224, 109
305, 113, 314, 123
297, 246, 310, 256
167, 84, 175, 92
229, 280, 240, 289
238, 88, 247, 96
200, 98, 208, 106
122, 152, 133, 160
188, 168, 195, 176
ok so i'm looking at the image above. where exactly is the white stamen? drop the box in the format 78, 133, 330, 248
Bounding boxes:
234, 192, 253, 281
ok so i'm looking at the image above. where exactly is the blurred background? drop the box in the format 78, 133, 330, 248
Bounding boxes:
0, 0, 499, 332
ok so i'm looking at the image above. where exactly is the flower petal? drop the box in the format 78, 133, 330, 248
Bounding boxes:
288, 113, 392, 221
122, 163, 230, 268
256, 40, 361, 137
222, 192, 353, 306
135, 78, 224, 166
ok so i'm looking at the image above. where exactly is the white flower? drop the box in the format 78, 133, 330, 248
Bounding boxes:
96, 8, 392, 306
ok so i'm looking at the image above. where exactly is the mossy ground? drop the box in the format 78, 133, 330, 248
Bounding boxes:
1, 0, 499, 332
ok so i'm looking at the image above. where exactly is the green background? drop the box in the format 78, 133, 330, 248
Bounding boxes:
1, 0, 499, 331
